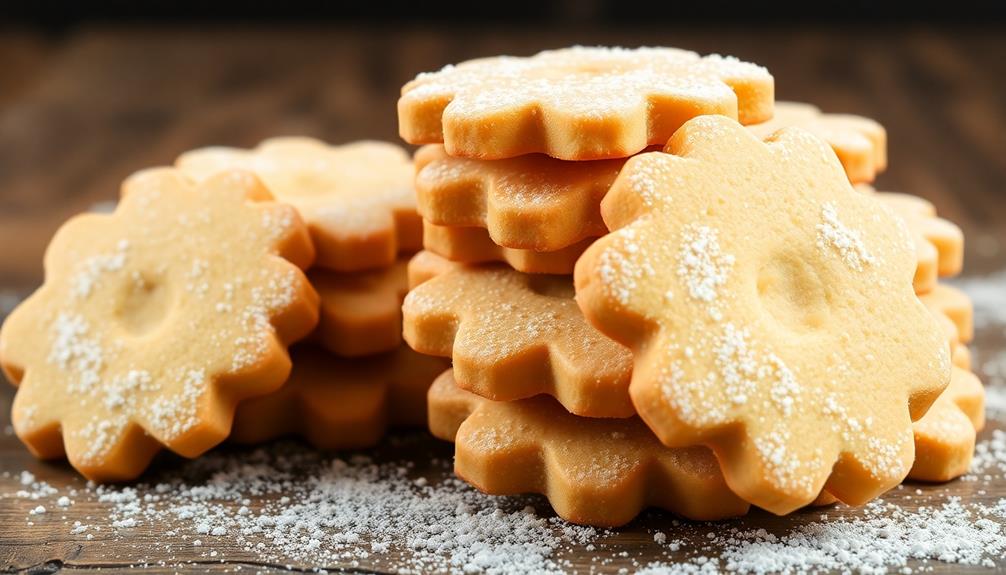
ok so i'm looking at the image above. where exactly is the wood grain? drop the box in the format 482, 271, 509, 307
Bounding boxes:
0, 24, 1004, 574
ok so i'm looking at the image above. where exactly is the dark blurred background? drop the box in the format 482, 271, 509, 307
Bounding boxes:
1, 3, 1004, 298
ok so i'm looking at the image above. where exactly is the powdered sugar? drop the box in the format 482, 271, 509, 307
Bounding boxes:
677, 224, 734, 307
816, 202, 876, 271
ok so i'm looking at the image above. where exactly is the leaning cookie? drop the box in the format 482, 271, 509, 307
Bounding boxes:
177, 138, 421, 272
232, 344, 448, 449
0, 169, 320, 482
428, 370, 750, 527
575, 116, 950, 514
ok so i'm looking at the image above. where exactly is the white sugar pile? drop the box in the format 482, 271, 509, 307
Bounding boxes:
7, 438, 1006, 574
9, 444, 601, 574
640, 498, 1006, 574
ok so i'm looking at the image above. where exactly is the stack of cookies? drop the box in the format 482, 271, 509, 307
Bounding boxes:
397, 46, 984, 526
0, 138, 447, 481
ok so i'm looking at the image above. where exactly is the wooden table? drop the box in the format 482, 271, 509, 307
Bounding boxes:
1, 24, 1005, 573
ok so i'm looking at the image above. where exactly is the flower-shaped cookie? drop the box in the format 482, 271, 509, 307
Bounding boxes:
423, 220, 591, 275
414, 144, 619, 251
176, 138, 421, 271
407, 250, 463, 289
919, 284, 973, 345
0, 169, 320, 481
428, 370, 749, 527
867, 187, 965, 285
574, 116, 950, 514
232, 344, 448, 448
310, 258, 409, 357
747, 102, 887, 184
399, 46, 774, 160
403, 256, 632, 417
909, 366, 984, 482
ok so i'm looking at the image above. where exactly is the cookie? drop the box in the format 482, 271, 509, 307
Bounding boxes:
403, 259, 633, 417
747, 102, 887, 184
407, 249, 463, 289
310, 258, 409, 357
920, 284, 974, 345
427, 370, 749, 526
399, 46, 774, 161
414, 144, 617, 251
423, 221, 590, 275
574, 115, 950, 514
176, 138, 421, 272
0, 169, 320, 482
867, 187, 965, 286
908, 366, 985, 482
232, 345, 448, 448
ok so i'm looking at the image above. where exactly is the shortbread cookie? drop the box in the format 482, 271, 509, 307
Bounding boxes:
574, 116, 950, 514
909, 366, 985, 482
403, 262, 633, 417
423, 221, 590, 274
232, 345, 448, 448
0, 169, 320, 481
400, 46, 774, 160
747, 102, 887, 184
177, 138, 421, 271
310, 258, 408, 357
867, 187, 965, 284
414, 144, 616, 251
920, 284, 974, 344
407, 250, 463, 289
428, 370, 749, 526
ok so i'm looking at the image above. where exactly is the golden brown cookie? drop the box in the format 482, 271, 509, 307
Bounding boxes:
747, 102, 887, 184
423, 221, 591, 275
864, 186, 965, 288
399, 46, 774, 160
414, 144, 616, 251
0, 169, 319, 482
403, 260, 633, 417
310, 258, 409, 357
232, 344, 448, 448
575, 115, 950, 514
428, 370, 749, 526
176, 138, 422, 271
407, 250, 463, 289
920, 284, 974, 345
908, 366, 985, 482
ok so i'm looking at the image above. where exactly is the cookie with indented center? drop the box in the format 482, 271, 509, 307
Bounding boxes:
747, 102, 887, 184
423, 221, 591, 275
0, 168, 319, 482
908, 366, 984, 482
574, 115, 950, 514
232, 344, 448, 448
403, 255, 633, 417
427, 370, 750, 526
399, 46, 774, 161
176, 138, 421, 271
310, 258, 409, 357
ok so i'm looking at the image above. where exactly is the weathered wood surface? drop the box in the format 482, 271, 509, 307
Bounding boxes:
1, 24, 1005, 574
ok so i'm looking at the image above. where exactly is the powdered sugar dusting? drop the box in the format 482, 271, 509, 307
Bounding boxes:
677, 224, 734, 307
816, 201, 876, 271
